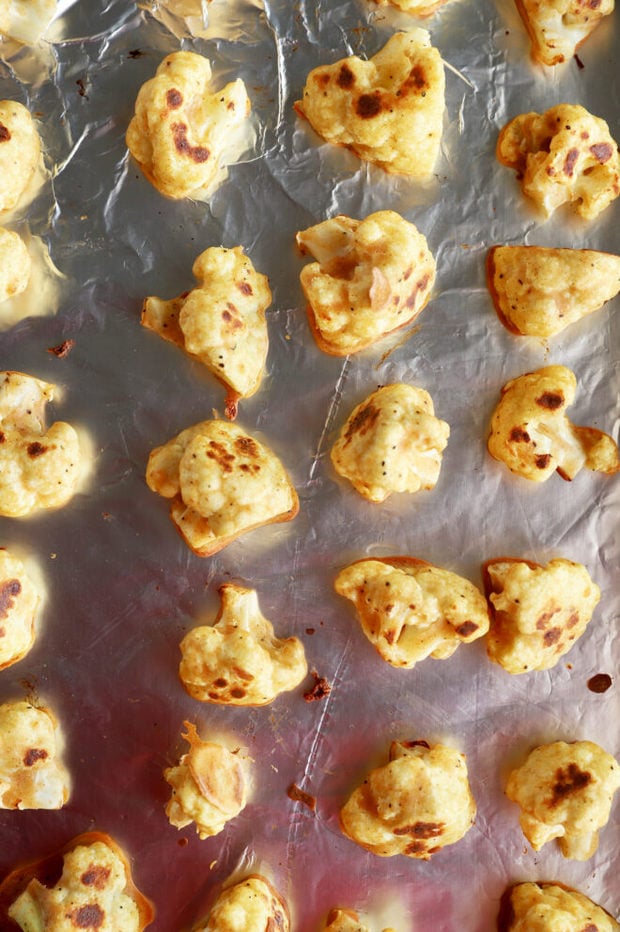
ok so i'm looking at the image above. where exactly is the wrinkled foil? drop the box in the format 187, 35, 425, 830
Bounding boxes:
0, 0, 618, 929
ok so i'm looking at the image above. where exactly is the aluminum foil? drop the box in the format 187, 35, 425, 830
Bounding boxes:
0, 0, 618, 929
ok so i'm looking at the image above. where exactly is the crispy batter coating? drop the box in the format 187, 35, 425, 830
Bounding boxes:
0, 100, 40, 214
146, 419, 298, 556
294, 31, 445, 177
487, 365, 619, 483
483, 557, 600, 674
0, 228, 30, 303
506, 740, 620, 860
340, 740, 476, 859
0, 699, 69, 810
331, 383, 449, 503
514, 0, 615, 66
179, 584, 307, 705
126, 51, 251, 200
0, 0, 56, 44
497, 104, 620, 220
6, 833, 153, 931
0, 371, 82, 517
335, 556, 489, 668
164, 722, 247, 838
497, 881, 620, 931
0, 549, 39, 671
192, 874, 289, 932
142, 246, 271, 413
323, 908, 397, 932
296, 211, 435, 355
487, 245, 620, 338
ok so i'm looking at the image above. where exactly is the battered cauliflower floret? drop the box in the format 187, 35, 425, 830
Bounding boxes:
146, 419, 298, 557
331, 383, 449, 503
371, 0, 456, 15
296, 211, 436, 355
0, 699, 69, 810
335, 557, 489, 668
497, 104, 620, 220
192, 874, 289, 932
323, 908, 397, 932
498, 881, 620, 931
179, 584, 307, 705
483, 557, 600, 674
506, 740, 620, 860
514, 0, 615, 66
0, 228, 30, 303
294, 30, 445, 178
142, 246, 271, 417
0, 0, 56, 45
487, 245, 620, 338
126, 50, 251, 200
340, 739, 476, 859
164, 722, 247, 839
0, 371, 82, 517
487, 365, 619, 482
6, 833, 154, 931
0, 100, 41, 215
0, 549, 40, 671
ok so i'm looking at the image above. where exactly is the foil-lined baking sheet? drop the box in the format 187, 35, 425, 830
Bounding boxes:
0, 0, 618, 929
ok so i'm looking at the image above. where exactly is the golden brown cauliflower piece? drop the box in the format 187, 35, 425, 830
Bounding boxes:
146, 419, 298, 556
0, 100, 40, 215
296, 211, 435, 356
0, 699, 70, 810
0, 228, 30, 304
142, 246, 271, 418
371, 0, 455, 15
323, 908, 397, 932
192, 874, 289, 932
506, 740, 620, 860
164, 722, 247, 839
497, 104, 620, 220
4, 832, 154, 931
179, 584, 307, 705
487, 245, 620, 338
340, 739, 476, 859
497, 881, 620, 931
514, 0, 615, 66
331, 383, 449, 503
483, 557, 600, 674
0, 549, 40, 671
487, 365, 619, 483
294, 30, 445, 178
0, 0, 56, 45
126, 50, 251, 200
0, 371, 82, 517
335, 556, 489, 668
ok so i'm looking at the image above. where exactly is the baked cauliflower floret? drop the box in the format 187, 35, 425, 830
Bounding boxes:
335, 557, 489, 668
0, 699, 69, 809
146, 419, 298, 556
142, 246, 271, 417
126, 50, 251, 200
179, 584, 307, 705
331, 383, 449, 503
372, 0, 456, 15
497, 104, 620, 220
0, 100, 40, 215
340, 739, 476, 859
487, 245, 620, 338
483, 557, 600, 674
498, 881, 620, 931
323, 908, 397, 932
514, 0, 615, 66
0, 228, 30, 303
294, 30, 445, 178
192, 874, 289, 932
296, 211, 435, 356
487, 365, 619, 482
6, 833, 154, 931
164, 722, 247, 839
506, 740, 620, 860
0, 0, 56, 45
0, 549, 40, 671
0, 371, 82, 517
